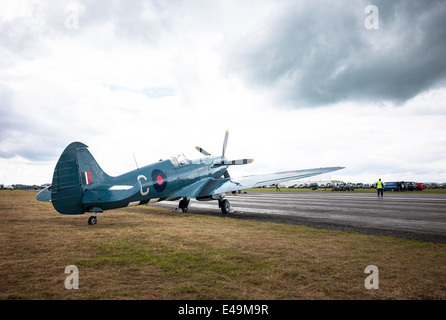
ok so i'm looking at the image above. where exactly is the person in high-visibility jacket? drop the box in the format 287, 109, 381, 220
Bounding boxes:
376, 179, 384, 198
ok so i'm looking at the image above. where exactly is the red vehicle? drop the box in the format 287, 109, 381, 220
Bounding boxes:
416, 183, 426, 191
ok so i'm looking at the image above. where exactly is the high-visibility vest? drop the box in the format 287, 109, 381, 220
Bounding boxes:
377, 181, 383, 189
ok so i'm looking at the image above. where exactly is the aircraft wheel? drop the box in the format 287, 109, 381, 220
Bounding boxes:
88, 216, 97, 225
220, 199, 230, 214
179, 197, 190, 213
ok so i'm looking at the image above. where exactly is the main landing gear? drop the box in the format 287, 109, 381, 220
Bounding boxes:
219, 199, 230, 215
179, 197, 190, 213
178, 196, 231, 214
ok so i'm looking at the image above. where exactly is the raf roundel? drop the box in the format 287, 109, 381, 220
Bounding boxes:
152, 169, 167, 193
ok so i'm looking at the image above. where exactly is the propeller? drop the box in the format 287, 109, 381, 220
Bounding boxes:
195, 130, 254, 179
222, 130, 229, 157
195, 146, 211, 156
213, 159, 255, 165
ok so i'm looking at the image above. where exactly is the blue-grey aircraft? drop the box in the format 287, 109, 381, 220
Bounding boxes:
36, 131, 344, 225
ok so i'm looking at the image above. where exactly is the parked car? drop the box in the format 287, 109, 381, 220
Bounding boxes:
416, 183, 426, 191
383, 182, 399, 191
333, 183, 354, 191
309, 183, 318, 190
405, 181, 417, 191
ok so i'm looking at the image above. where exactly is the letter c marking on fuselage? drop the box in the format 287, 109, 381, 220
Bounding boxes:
137, 175, 149, 196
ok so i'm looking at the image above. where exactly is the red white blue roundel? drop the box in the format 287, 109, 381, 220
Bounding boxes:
152, 169, 167, 193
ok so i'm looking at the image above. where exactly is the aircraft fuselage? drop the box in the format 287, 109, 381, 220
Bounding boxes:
80, 155, 229, 213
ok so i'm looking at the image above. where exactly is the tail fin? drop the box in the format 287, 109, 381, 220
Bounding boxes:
76, 144, 111, 187
51, 142, 111, 214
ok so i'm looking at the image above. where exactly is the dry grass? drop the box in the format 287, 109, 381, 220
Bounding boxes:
1, 190, 446, 300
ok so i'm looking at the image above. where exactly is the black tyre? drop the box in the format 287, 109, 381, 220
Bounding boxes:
220, 199, 230, 214
88, 216, 97, 225
179, 198, 190, 213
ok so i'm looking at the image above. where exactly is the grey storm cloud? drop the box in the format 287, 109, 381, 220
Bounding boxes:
225, 0, 446, 107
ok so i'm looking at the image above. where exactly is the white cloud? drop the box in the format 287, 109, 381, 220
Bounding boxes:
1, 0, 446, 186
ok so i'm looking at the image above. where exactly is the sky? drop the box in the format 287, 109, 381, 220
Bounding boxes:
1, 0, 446, 186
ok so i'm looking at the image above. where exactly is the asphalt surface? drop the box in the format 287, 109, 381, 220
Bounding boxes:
152, 191, 446, 243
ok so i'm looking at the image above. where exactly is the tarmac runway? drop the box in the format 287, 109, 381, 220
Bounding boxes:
152, 191, 446, 243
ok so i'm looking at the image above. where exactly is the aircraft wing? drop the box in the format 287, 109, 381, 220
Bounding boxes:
204, 166, 345, 196
169, 166, 344, 199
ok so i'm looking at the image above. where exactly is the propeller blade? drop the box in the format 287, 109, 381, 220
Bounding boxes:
214, 159, 255, 165
195, 146, 211, 156
222, 130, 229, 156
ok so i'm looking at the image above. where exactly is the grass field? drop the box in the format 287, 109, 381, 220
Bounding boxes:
1, 190, 446, 300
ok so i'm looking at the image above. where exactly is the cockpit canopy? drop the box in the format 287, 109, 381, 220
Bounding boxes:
169, 154, 220, 167
169, 154, 189, 167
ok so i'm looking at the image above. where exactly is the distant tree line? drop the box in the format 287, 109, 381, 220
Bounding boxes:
1, 184, 47, 190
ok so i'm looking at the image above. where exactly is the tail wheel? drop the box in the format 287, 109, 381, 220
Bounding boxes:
88, 216, 97, 225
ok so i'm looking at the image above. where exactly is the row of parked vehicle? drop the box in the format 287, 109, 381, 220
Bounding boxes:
288, 182, 354, 190
288, 182, 368, 190
424, 182, 446, 189
282, 181, 446, 191
378, 182, 446, 191
381, 182, 423, 191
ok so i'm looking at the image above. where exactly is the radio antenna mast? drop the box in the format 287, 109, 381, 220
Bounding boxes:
133, 153, 139, 170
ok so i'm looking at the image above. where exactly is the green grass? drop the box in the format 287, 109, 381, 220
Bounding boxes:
1, 190, 446, 299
